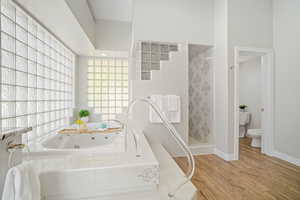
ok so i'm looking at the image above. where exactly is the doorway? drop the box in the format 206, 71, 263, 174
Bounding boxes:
233, 47, 274, 160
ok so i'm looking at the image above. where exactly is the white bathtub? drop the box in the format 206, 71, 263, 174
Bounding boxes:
37, 133, 159, 199
25, 124, 159, 199
28, 122, 126, 155
41, 131, 121, 150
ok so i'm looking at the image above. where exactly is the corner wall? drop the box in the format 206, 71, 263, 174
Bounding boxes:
213, 0, 230, 154
273, 0, 300, 160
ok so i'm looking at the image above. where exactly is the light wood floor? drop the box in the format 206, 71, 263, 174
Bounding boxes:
175, 137, 300, 200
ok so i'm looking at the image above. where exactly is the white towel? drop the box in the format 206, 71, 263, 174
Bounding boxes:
149, 95, 163, 123
167, 95, 179, 111
2, 161, 41, 200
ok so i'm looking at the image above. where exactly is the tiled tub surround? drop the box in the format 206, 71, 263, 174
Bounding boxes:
25, 133, 159, 199
188, 45, 213, 143
133, 41, 178, 80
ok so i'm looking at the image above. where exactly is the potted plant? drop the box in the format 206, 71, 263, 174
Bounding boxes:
79, 109, 90, 123
239, 104, 247, 111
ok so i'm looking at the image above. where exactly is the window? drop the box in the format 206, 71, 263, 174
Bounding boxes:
0, 0, 74, 144
87, 57, 129, 120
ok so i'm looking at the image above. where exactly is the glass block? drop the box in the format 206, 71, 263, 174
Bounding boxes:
1, 50, 15, 68
2, 118, 16, 132
28, 60, 37, 74
28, 74, 36, 87
1, 102, 15, 118
37, 89, 44, 101
37, 52, 44, 65
151, 62, 160, 70
37, 39, 44, 52
151, 54, 160, 66
141, 72, 151, 80
169, 44, 178, 51
1, 33, 15, 52
160, 44, 169, 53
160, 53, 169, 61
2, 85, 15, 101
1, 15, 15, 36
16, 86, 27, 101
37, 114, 44, 126
28, 47, 37, 61
16, 71, 27, 86
37, 77, 44, 89
16, 25, 27, 43
28, 114, 37, 127
28, 21, 37, 35
37, 101, 44, 113
28, 102, 36, 114
16, 116, 27, 128
142, 53, 151, 63
16, 102, 27, 116
16, 40, 28, 57
37, 27, 45, 40
151, 43, 160, 52
141, 42, 151, 52
1, 67, 15, 85
16, 9, 28, 29
28, 88, 36, 101
44, 84, 50, 94
16, 56, 27, 72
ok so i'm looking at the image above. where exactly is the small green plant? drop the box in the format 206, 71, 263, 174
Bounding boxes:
239, 104, 247, 110
79, 109, 90, 118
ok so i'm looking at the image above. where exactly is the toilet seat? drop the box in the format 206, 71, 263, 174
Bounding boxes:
248, 129, 263, 137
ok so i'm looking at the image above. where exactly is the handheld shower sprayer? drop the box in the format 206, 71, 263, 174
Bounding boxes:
124, 97, 195, 198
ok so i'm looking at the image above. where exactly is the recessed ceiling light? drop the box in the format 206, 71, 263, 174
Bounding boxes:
101, 53, 107, 57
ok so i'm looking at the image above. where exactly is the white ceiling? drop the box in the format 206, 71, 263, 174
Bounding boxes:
87, 0, 132, 22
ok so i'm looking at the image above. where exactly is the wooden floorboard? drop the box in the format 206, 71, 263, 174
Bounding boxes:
175, 138, 300, 200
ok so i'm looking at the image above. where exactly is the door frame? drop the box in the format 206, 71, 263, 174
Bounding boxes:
233, 46, 274, 160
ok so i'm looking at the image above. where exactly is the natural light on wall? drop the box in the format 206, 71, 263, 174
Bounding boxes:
0, 0, 74, 144
87, 57, 129, 120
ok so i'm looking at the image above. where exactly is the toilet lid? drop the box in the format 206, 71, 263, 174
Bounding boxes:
248, 129, 263, 136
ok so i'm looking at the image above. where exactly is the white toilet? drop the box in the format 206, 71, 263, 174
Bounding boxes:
247, 129, 263, 148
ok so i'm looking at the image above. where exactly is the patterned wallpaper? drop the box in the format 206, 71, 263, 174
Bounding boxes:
188, 45, 213, 143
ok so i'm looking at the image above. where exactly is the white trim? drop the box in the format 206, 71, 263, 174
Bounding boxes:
172, 144, 215, 157
189, 144, 215, 156
214, 148, 235, 161
233, 47, 275, 160
271, 151, 300, 166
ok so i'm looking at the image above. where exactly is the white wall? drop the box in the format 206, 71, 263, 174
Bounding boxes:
131, 45, 189, 156
273, 0, 300, 159
213, 0, 230, 154
227, 0, 273, 154
14, 0, 95, 55
130, 0, 214, 155
239, 57, 262, 129
132, 0, 214, 45
65, 0, 96, 46
96, 19, 132, 51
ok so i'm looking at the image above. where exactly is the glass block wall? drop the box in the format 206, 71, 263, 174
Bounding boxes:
133, 41, 178, 80
87, 57, 128, 120
0, 0, 74, 144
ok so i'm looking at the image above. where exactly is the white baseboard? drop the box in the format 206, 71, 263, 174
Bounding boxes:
271, 151, 300, 166
172, 144, 215, 157
214, 148, 235, 161
190, 144, 215, 156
